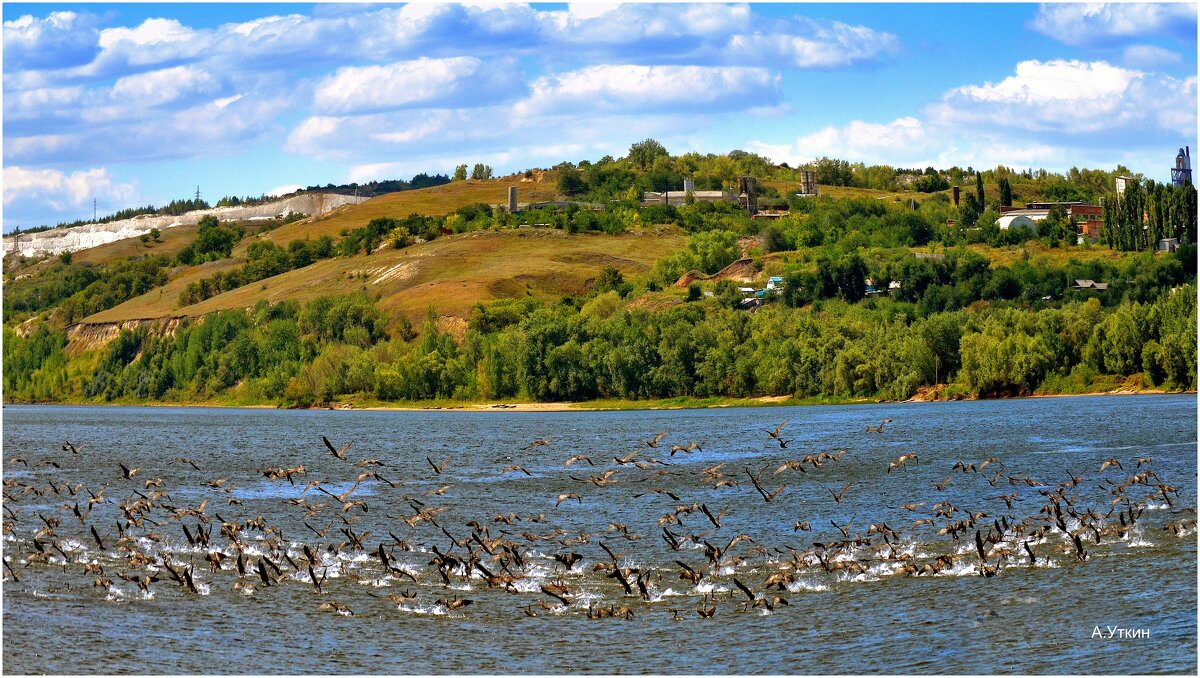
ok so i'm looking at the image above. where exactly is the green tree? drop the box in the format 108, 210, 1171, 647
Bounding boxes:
627, 139, 669, 170
453, 164, 468, 181
557, 168, 586, 196
471, 164, 493, 180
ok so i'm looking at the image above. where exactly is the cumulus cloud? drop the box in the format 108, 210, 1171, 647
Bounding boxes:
1122, 44, 1183, 68
313, 57, 524, 115
725, 19, 900, 68
96, 17, 206, 67
287, 108, 498, 160
2, 166, 139, 217
515, 65, 779, 116
1031, 3, 1197, 46
5, 89, 290, 167
750, 117, 930, 167
267, 184, 303, 197
3, 86, 84, 121
3, 11, 100, 70
108, 66, 221, 108
925, 59, 1194, 135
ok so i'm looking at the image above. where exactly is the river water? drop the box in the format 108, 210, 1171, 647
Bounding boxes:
2, 395, 1196, 674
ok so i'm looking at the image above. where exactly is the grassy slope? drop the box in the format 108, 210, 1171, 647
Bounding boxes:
86, 227, 685, 327
249, 177, 561, 249
46, 177, 1153, 329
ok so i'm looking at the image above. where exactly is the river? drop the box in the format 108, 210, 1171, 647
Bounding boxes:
2, 395, 1196, 673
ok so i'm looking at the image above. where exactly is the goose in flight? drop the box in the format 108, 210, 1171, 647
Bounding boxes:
829, 481, 853, 504
765, 420, 789, 440
563, 455, 594, 469
866, 418, 893, 433
887, 453, 919, 473
555, 492, 582, 507
322, 436, 353, 460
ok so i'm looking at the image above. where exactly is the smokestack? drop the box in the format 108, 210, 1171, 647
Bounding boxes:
952, 186, 960, 207
507, 186, 517, 212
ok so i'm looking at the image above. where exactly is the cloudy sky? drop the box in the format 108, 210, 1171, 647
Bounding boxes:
3, 2, 1197, 231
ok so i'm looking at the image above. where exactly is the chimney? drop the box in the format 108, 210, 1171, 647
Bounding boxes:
507, 186, 517, 212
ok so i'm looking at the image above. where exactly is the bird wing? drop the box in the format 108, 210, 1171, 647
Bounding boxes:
733, 577, 756, 601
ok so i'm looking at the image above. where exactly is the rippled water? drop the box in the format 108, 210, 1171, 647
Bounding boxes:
3, 395, 1196, 674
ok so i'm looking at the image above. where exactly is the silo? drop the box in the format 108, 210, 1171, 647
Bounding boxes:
737, 176, 757, 213
683, 178, 695, 192
798, 170, 818, 196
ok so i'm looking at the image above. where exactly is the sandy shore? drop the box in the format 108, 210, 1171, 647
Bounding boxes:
4, 391, 1188, 412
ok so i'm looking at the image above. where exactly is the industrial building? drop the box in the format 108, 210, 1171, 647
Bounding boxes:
997, 201, 1104, 239
641, 188, 735, 207
642, 177, 736, 207
996, 213, 1039, 231
1172, 146, 1192, 187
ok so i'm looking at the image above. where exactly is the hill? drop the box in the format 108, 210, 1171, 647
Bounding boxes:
83, 226, 683, 330
253, 177, 561, 247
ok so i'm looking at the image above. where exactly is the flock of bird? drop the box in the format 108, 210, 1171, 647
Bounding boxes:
2, 416, 1195, 625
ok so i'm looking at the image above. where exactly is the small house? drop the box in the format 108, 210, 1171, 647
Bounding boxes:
1071, 279, 1109, 292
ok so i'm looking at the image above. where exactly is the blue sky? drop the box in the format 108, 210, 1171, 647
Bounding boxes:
3, 2, 1197, 231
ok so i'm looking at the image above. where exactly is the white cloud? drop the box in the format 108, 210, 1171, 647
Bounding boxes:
514, 65, 779, 116
3, 86, 84, 120
267, 184, 303, 197
541, 3, 750, 45
948, 59, 1137, 103
96, 17, 204, 66
3, 11, 100, 70
312, 57, 523, 114
3, 166, 138, 213
108, 65, 220, 108
925, 59, 1195, 135
1122, 44, 1183, 68
726, 19, 899, 68
4, 134, 81, 163
752, 117, 929, 167
1031, 3, 1197, 46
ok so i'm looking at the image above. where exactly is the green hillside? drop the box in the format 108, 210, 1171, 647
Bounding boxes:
3, 146, 1196, 407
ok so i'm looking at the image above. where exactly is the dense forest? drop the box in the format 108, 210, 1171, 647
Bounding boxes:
3, 142, 1197, 407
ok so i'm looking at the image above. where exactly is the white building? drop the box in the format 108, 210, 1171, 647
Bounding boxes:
996, 214, 1039, 231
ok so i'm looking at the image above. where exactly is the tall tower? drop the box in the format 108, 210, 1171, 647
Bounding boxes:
1172, 146, 1192, 187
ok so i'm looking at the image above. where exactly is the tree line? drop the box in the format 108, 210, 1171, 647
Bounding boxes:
5, 267, 1194, 406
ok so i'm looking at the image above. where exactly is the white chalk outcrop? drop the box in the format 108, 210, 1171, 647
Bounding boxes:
3, 192, 367, 258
